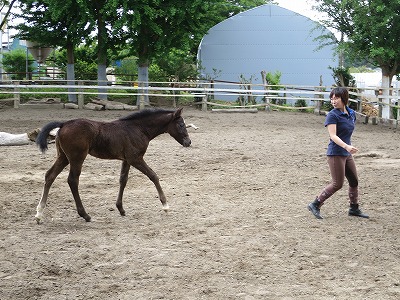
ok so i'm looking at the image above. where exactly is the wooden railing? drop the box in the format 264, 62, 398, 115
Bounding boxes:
0, 79, 399, 126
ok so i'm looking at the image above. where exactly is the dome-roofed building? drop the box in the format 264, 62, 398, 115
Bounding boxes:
197, 4, 337, 101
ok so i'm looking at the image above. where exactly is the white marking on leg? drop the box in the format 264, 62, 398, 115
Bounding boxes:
35, 189, 48, 223
162, 203, 170, 211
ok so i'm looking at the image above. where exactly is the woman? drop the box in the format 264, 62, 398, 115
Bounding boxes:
308, 87, 369, 219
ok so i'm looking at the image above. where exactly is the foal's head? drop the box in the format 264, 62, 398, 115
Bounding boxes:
168, 108, 191, 147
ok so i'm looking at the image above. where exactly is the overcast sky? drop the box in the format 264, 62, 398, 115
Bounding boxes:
276, 0, 320, 21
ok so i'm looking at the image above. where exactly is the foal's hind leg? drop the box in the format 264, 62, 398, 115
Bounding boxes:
116, 160, 130, 216
68, 160, 91, 222
35, 154, 69, 224
131, 158, 169, 211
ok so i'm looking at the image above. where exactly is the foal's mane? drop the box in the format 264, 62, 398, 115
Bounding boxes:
119, 108, 175, 122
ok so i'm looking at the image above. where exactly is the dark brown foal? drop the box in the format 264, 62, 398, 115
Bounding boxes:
35, 108, 191, 223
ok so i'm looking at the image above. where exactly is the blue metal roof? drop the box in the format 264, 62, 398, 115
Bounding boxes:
197, 4, 337, 100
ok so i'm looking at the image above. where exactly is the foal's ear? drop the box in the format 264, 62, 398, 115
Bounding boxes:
174, 107, 183, 119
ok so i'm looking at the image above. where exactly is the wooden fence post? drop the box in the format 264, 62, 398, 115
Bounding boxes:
261, 70, 270, 111
357, 99, 362, 113
210, 80, 214, 101
139, 82, 145, 110
78, 81, 84, 109
314, 76, 324, 115
377, 89, 383, 118
172, 82, 178, 108
202, 95, 207, 111
397, 101, 400, 122
14, 82, 20, 108
314, 89, 322, 115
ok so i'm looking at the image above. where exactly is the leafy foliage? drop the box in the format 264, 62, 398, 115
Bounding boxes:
314, 0, 400, 83
54, 44, 98, 80
11, 0, 275, 83
153, 47, 198, 81
2, 48, 35, 80
113, 57, 138, 82
13, 0, 93, 49
0, 0, 17, 30
265, 70, 283, 105
294, 99, 307, 111
237, 74, 256, 106
330, 66, 356, 87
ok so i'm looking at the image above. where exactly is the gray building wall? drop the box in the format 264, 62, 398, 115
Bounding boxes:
197, 4, 337, 101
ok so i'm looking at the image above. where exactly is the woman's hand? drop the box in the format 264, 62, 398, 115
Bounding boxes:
345, 144, 358, 154
327, 124, 358, 154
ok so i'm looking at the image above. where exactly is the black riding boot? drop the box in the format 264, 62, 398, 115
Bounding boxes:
348, 203, 369, 218
308, 198, 323, 219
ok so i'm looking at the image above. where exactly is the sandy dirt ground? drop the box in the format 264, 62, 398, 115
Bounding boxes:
0, 105, 399, 300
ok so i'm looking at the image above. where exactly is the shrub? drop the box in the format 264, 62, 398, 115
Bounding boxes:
295, 99, 307, 112
2, 49, 35, 80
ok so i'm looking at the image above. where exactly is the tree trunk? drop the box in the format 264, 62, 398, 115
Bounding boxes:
97, 64, 107, 100
380, 67, 394, 119
137, 63, 150, 107
97, 13, 107, 100
66, 41, 77, 103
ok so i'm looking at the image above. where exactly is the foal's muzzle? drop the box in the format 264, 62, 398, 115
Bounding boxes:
182, 137, 191, 147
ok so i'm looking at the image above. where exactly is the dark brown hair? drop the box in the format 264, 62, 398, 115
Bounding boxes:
330, 87, 349, 106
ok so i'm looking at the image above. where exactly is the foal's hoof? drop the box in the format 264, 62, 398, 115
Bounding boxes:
162, 203, 170, 212
35, 212, 43, 224
83, 215, 91, 222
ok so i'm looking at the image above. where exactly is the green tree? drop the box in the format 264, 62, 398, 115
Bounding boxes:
330, 66, 356, 87
14, 0, 93, 101
120, 0, 271, 105
153, 47, 198, 81
113, 57, 138, 82
265, 70, 283, 105
55, 44, 98, 80
314, 0, 400, 119
83, 0, 124, 99
2, 48, 35, 80
0, 0, 17, 30
119, 0, 206, 105
312, 0, 352, 67
12, 0, 273, 105
14, 0, 123, 100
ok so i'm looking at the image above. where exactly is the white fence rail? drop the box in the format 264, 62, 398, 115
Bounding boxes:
0, 80, 399, 126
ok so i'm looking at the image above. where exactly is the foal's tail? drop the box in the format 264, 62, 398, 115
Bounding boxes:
36, 121, 64, 153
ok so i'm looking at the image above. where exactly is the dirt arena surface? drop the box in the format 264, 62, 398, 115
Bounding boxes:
0, 105, 399, 299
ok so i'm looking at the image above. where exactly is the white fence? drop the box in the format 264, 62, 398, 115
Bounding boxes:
0, 80, 399, 126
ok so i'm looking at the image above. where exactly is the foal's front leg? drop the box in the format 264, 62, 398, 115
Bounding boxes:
116, 160, 130, 216
68, 162, 91, 222
131, 159, 169, 211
